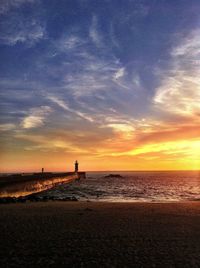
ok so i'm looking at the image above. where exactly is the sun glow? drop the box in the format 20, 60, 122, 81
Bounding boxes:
0, 1, 200, 172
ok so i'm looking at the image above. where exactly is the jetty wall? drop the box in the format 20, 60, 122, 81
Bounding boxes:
0, 172, 86, 198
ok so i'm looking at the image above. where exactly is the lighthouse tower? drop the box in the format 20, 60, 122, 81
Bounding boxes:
75, 160, 79, 173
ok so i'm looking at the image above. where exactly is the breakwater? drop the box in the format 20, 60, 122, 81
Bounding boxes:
0, 172, 86, 198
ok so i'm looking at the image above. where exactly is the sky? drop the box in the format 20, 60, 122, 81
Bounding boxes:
0, 0, 200, 172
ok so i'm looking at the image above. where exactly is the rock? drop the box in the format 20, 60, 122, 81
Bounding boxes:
0, 197, 16, 204
42, 196, 50, 201
70, 196, 78, 201
62, 197, 71, 201
0, 198, 7, 204
17, 197, 27, 203
27, 195, 43, 202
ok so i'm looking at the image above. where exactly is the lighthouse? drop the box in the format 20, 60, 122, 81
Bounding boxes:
75, 160, 79, 173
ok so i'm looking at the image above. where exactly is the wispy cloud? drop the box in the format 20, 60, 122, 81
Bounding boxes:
47, 96, 69, 110
0, 7, 45, 46
112, 67, 132, 90
61, 52, 121, 97
109, 22, 120, 48
132, 72, 141, 87
0, 123, 16, 131
154, 29, 200, 117
113, 67, 125, 80
89, 15, 103, 47
171, 29, 200, 57
54, 35, 86, 54
48, 96, 94, 122
0, 0, 35, 14
15, 133, 90, 153
106, 123, 135, 139
21, 106, 52, 129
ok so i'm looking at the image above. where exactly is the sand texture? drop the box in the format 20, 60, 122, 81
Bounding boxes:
0, 202, 200, 267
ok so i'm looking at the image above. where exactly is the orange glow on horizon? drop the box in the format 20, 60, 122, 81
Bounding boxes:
0, 1, 200, 175
1, 137, 200, 173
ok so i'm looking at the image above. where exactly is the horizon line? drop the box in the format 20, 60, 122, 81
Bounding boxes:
1, 169, 200, 174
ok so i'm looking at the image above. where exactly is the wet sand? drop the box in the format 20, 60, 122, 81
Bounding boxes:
0, 202, 200, 267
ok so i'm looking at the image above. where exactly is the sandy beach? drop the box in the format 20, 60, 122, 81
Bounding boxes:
0, 202, 200, 267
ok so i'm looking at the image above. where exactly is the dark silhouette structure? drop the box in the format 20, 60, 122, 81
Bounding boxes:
75, 160, 79, 173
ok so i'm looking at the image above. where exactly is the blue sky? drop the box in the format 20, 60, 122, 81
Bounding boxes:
0, 0, 200, 171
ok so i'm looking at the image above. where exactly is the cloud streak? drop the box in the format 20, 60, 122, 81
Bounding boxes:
0, 1, 45, 46
21, 106, 52, 129
0, 123, 16, 131
47, 96, 94, 122
154, 29, 200, 117
0, 0, 35, 14
89, 15, 103, 47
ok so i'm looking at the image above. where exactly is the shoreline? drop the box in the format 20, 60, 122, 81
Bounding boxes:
1, 200, 200, 205
1, 196, 200, 204
1, 193, 200, 204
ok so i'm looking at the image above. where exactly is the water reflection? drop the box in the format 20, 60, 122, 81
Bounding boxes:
35, 170, 200, 202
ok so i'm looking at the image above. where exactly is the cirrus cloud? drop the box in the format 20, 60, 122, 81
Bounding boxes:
154, 29, 200, 117
21, 106, 52, 129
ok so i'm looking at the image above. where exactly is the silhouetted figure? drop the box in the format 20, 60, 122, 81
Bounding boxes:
42, 168, 44, 173
75, 160, 79, 173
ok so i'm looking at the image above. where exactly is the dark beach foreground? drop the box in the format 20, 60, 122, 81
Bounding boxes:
0, 202, 200, 268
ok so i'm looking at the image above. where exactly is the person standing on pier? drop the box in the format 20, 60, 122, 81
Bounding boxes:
75, 160, 79, 173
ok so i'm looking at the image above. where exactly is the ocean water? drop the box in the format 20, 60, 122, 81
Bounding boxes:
37, 171, 200, 202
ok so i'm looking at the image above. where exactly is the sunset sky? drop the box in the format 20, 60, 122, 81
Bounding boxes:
0, 0, 200, 172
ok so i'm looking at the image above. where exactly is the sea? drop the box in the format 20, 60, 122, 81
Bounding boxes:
36, 170, 200, 202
